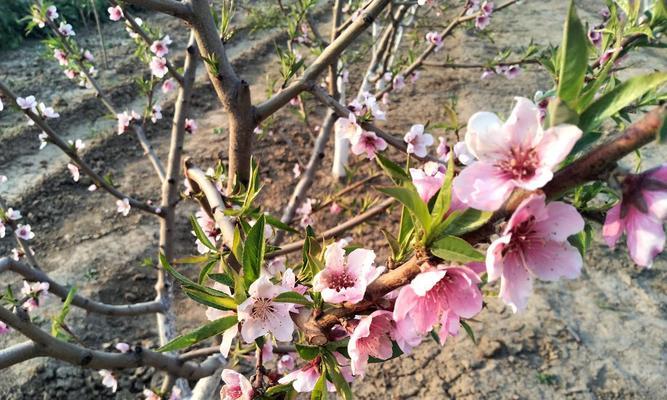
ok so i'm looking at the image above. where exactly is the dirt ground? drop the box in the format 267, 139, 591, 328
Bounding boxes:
0, 0, 665, 399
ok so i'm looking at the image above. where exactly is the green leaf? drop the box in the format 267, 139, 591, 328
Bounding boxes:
381, 228, 401, 259
265, 383, 295, 396
296, 343, 321, 361
158, 315, 237, 352
322, 351, 352, 400
579, 72, 667, 132
198, 259, 218, 285
265, 213, 299, 234
191, 215, 216, 251
430, 235, 485, 263
375, 153, 409, 183
231, 226, 244, 263
398, 205, 414, 247
243, 215, 266, 289
377, 186, 431, 234
209, 273, 235, 287
546, 97, 580, 129
556, 0, 588, 106
311, 372, 328, 400
440, 209, 493, 237
173, 255, 210, 265
568, 223, 593, 256
184, 287, 237, 311
460, 320, 477, 344
274, 291, 314, 307
657, 112, 667, 144
431, 155, 455, 224
51, 287, 77, 338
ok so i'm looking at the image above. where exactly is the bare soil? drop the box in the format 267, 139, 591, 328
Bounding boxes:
0, 1, 665, 399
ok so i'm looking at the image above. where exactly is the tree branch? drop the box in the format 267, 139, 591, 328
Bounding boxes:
0, 341, 44, 369
0, 257, 165, 316
117, 0, 193, 20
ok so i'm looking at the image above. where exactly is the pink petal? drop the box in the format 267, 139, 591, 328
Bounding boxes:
499, 252, 533, 313
240, 318, 268, 343
444, 269, 483, 318
409, 269, 446, 296
486, 234, 511, 282
522, 240, 583, 281
453, 162, 514, 211
643, 188, 667, 220
534, 124, 582, 169
602, 203, 624, 248
220, 324, 238, 358
625, 207, 665, 267
504, 194, 548, 234
503, 97, 543, 149
392, 285, 419, 322
532, 201, 585, 242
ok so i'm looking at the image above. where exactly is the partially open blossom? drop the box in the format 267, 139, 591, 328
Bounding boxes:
279, 354, 351, 392
151, 105, 162, 123
351, 130, 387, 159
410, 71, 420, 84
426, 32, 444, 50
410, 162, 445, 203
0, 321, 9, 335
348, 310, 395, 376
108, 6, 124, 21
588, 27, 602, 46
64, 69, 77, 80
83, 50, 94, 61
486, 194, 584, 312
46, 5, 58, 21
184, 118, 197, 134
37, 132, 48, 149
17, 96, 37, 113
116, 198, 131, 216
403, 124, 434, 158
162, 78, 176, 93
58, 22, 75, 37
127, 17, 143, 38
277, 353, 296, 374
205, 284, 238, 357
475, 13, 490, 29
150, 35, 172, 57
334, 113, 362, 142
16, 224, 35, 241
99, 370, 118, 393
115, 343, 130, 353
6, 208, 21, 220
393, 264, 483, 344
220, 370, 253, 400
503, 65, 521, 79
116, 110, 136, 134
313, 240, 384, 304
436, 137, 449, 160
67, 163, 80, 182
38, 103, 59, 119
149, 57, 168, 78
266, 256, 286, 276
0, 98, 3, 112
292, 163, 301, 179
453, 141, 476, 165
393, 74, 406, 90
143, 389, 160, 400
329, 202, 343, 215
237, 275, 295, 342
69, 139, 85, 151
0, 222, 5, 239
603, 165, 667, 267
454, 97, 582, 211
295, 198, 314, 228
481, 69, 495, 79
21, 281, 50, 312
54, 49, 68, 66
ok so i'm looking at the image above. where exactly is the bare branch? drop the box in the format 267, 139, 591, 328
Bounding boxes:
118, 0, 193, 20
0, 258, 164, 316
0, 342, 44, 369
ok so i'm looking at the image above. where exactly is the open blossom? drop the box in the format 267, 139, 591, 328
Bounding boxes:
266, 256, 286, 276
108, 6, 124, 21
64, 69, 77, 80
0, 321, 9, 335
348, 310, 395, 376
393, 74, 405, 90
205, 283, 238, 357
116, 198, 131, 216
335, 113, 362, 142
83, 50, 94, 61
162, 78, 176, 93
403, 124, 434, 158
21, 281, 50, 312
313, 240, 384, 304
184, 118, 197, 134
295, 198, 314, 228
279, 353, 351, 392
115, 343, 130, 353
220, 369, 253, 400
67, 163, 80, 182
150, 35, 172, 57
588, 27, 602, 46
58, 22, 75, 37
117, 111, 135, 134
410, 162, 445, 203
16, 224, 35, 241
46, 5, 58, 21
151, 105, 162, 123
149, 57, 168, 78
38, 103, 59, 119
475, 1, 494, 29
69, 139, 85, 151
237, 275, 295, 342
292, 163, 301, 179
54, 49, 68, 66
329, 202, 343, 215
453, 97, 582, 211
603, 165, 667, 267
436, 137, 449, 160
99, 370, 118, 393
17, 96, 37, 113
6, 208, 21, 220
351, 130, 387, 159
503, 65, 521, 79
393, 264, 483, 344
277, 353, 296, 374
487, 194, 584, 312
426, 31, 444, 50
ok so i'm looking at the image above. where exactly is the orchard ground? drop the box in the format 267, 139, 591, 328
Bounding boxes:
0, 0, 666, 399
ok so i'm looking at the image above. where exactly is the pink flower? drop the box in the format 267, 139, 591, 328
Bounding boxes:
116, 111, 134, 134
292, 163, 301, 179
403, 124, 434, 158
58, 22, 75, 37
588, 28, 602, 46
184, 118, 197, 134
393, 264, 482, 344
261, 340, 274, 362
17, 96, 37, 113
21, 281, 49, 311
99, 370, 118, 393
143, 389, 160, 400
205, 283, 238, 357
149, 57, 168, 78
116, 198, 131, 216
162, 78, 176, 93
503, 65, 521, 79
64, 69, 77, 80
266, 256, 286, 276
16, 224, 35, 241
220, 369, 253, 400
348, 310, 395, 376
393, 74, 405, 90
481, 1, 494, 14
54, 49, 68, 66
426, 32, 444, 50
453, 97, 581, 211
334, 113, 362, 142
436, 137, 450, 160
603, 165, 667, 267
486, 194, 584, 312
410, 71, 420, 84
115, 343, 130, 353
46, 5, 58, 21
453, 141, 476, 165
67, 163, 80, 182
151, 105, 162, 123
277, 353, 296, 374
0, 321, 9, 335
480, 69, 495, 79
313, 240, 384, 304
83, 50, 94, 61
237, 275, 295, 342
38, 103, 59, 119
410, 162, 445, 202
6, 208, 21, 220
329, 202, 343, 215
150, 35, 172, 57
108, 6, 124, 21
296, 198, 314, 228
351, 130, 387, 159
475, 14, 490, 29
279, 360, 324, 392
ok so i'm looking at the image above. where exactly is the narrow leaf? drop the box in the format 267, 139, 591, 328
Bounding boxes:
243, 215, 266, 289
430, 235, 485, 263
557, 0, 588, 106
158, 316, 237, 352
191, 215, 216, 251
377, 186, 431, 233
274, 291, 314, 307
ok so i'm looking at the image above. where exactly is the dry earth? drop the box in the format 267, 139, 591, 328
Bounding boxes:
0, 0, 665, 399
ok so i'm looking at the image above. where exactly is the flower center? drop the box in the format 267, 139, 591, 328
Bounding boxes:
250, 298, 275, 320
226, 386, 243, 399
503, 216, 543, 255
497, 147, 539, 180
327, 270, 357, 291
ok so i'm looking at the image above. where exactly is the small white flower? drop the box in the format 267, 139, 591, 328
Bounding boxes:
116, 198, 131, 216
67, 163, 80, 182
17, 96, 37, 113
99, 370, 118, 393
6, 208, 21, 220
15, 224, 35, 241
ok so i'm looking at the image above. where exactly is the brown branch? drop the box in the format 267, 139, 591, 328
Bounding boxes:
422, 59, 541, 69
0, 257, 165, 316
0, 81, 162, 216
117, 0, 193, 20
313, 173, 382, 213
